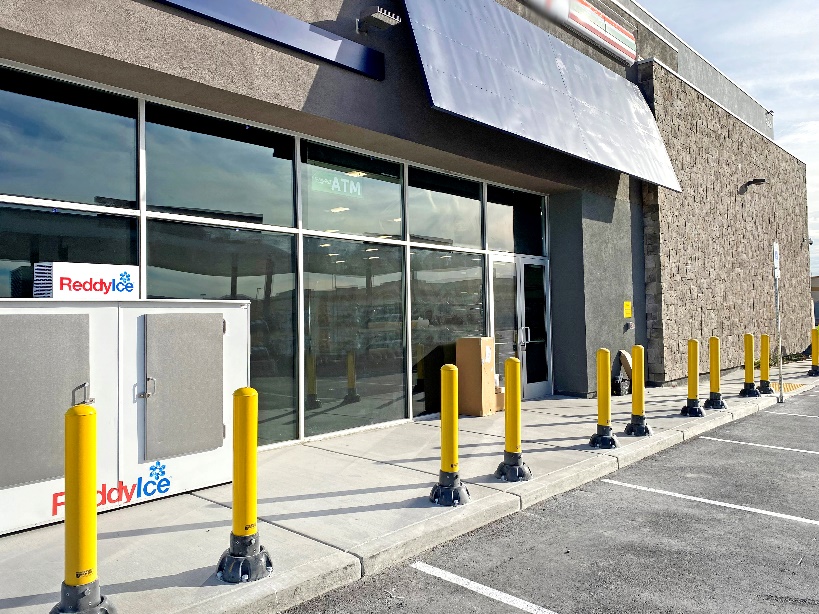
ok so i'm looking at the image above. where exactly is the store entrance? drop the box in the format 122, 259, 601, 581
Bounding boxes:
491, 255, 551, 399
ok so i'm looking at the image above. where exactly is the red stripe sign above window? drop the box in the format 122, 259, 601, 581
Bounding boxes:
522, 0, 638, 63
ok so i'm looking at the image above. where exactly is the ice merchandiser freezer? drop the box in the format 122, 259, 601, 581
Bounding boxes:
0, 300, 250, 535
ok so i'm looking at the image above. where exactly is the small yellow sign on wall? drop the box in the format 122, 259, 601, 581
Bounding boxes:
624, 301, 632, 319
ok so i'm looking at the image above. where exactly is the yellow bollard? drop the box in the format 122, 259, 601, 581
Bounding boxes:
494, 358, 532, 481
681, 339, 704, 416
217, 388, 272, 583
430, 365, 470, 506
625, 345, 652, 436
305, 351, 322, 409
51, 404, 114, 614
589, 348, 619, 448
344, 351, 361, 403
703, 337, 727, 409
810, 328, 819, 376
739, 333, 761, 397
758, 335, 775, 394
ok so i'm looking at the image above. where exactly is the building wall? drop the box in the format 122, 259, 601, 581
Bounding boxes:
639, 61, 810, 383
550, 184, 646, 397
613, 0, 774, 137
0, 0, 629, 200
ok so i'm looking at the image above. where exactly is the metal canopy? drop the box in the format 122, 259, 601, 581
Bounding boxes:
403, 0, 682, 192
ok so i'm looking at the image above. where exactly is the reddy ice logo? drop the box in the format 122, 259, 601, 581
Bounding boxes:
51, 461, 171, 516
59, 271, 135, 295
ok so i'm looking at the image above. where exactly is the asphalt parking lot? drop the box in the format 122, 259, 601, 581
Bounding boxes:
282, 391, 819, 613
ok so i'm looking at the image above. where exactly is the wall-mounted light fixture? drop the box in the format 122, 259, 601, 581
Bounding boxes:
357, 6, 402, 35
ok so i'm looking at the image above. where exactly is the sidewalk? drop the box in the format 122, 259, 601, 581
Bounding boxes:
3, 361, 817, 614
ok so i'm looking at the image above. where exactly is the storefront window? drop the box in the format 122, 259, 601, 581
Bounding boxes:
301, 142, 402, 239
0, 204, 137, 298
408, 168, 482, 249
303, 236, 406, 435
146, 220, 297, 445
410, 249, 485, 414
487, 186, 545, 255
0, 67, 137, 208
146, 104, 295, 226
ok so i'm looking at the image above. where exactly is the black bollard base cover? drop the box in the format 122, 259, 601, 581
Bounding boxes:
809, 365, 819, 377
305, 395, 322, 410
589, 424, 619, 449
430, 470, 470, 506
217, 532, 273, 583
343, 389, 361, 403
51, 579, 116, 614
624, 413, 652, 437
703, 392, 727, 410
757, 380, 775, 395
738, 382, 761, 398
680, 398, 704, 417
494, 451, 532, 482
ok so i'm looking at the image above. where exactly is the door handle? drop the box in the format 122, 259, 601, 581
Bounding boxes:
139, 377, 157, 399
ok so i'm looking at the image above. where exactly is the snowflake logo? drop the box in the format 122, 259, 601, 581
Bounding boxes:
120, 271, 131, 283
149, 461, 166, 480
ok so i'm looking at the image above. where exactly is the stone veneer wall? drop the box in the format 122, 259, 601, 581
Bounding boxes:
638, 61, 811, 383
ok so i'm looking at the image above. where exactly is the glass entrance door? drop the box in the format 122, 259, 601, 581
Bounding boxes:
491, 255, 551, 399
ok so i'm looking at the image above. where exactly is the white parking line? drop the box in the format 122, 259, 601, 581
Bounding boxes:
411, 561, 560, 614
700, 436, 819, 455
764, 411, 819, 419
603, 479, 819, 526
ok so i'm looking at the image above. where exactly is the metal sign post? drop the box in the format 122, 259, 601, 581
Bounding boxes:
774, 243, 785, 403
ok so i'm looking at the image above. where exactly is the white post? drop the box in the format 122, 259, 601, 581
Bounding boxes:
774, 242, 784, 403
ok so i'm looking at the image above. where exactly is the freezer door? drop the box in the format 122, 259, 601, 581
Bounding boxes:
143, 313, 224, 461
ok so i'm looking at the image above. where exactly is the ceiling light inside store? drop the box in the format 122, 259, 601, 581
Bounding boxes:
440, 255, 452, 259
335, 260, 346, 264
326, 229, 339, 233
347, 171, 367, 178
392, 218, 402, 222
365, 248, 379, 252
320, 243, 332, 247
368, 256, 380, 260
330, 207, 350, 213
329, 253, 340, 256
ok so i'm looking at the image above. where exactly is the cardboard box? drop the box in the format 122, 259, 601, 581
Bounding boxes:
456, 337, 497, 417
494, 392, 505, 412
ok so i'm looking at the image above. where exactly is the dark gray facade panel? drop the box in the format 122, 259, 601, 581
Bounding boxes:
581, 192, 639, 390
403, 0, 681, 191
153, 0, 385, 80
548, 193, 589, 396
144, 313, 224, 461
0, 314, 89, 489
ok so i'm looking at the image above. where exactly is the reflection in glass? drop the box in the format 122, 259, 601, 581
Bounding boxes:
492, 261, 517, 386
0, 67, 137, 208
487, 186, 545, 255
0, 204, 138, 298
410, 249, 485, 414
303, 237, 405, 435
523, 263, 549, 383
408, 168, 482, 248
146, 220, 297, 444
146, 104, 295, 226
301, 142, 402, 239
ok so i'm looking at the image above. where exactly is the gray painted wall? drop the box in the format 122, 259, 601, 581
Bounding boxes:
549, 186, 646, 397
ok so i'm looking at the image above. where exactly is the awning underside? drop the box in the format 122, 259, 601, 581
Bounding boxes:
403, 0, 682, 192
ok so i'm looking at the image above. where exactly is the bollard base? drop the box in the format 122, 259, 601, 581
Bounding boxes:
589, 425, 619, 449
343, 389, 361, 404
624, 414, 652, 437
757, 380, 775, 395
680, 399, 703, 417
494, 451, 532, 482
809, 366, 819, 377
216, 532, 273, 584
739, 382, 761, 398
51, 580, 116, 614
703, 392, 727, 410
306, 394, 322, 410
430, 470, 470, 506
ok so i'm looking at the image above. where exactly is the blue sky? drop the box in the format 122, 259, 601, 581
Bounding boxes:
636, 0, 819, 275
